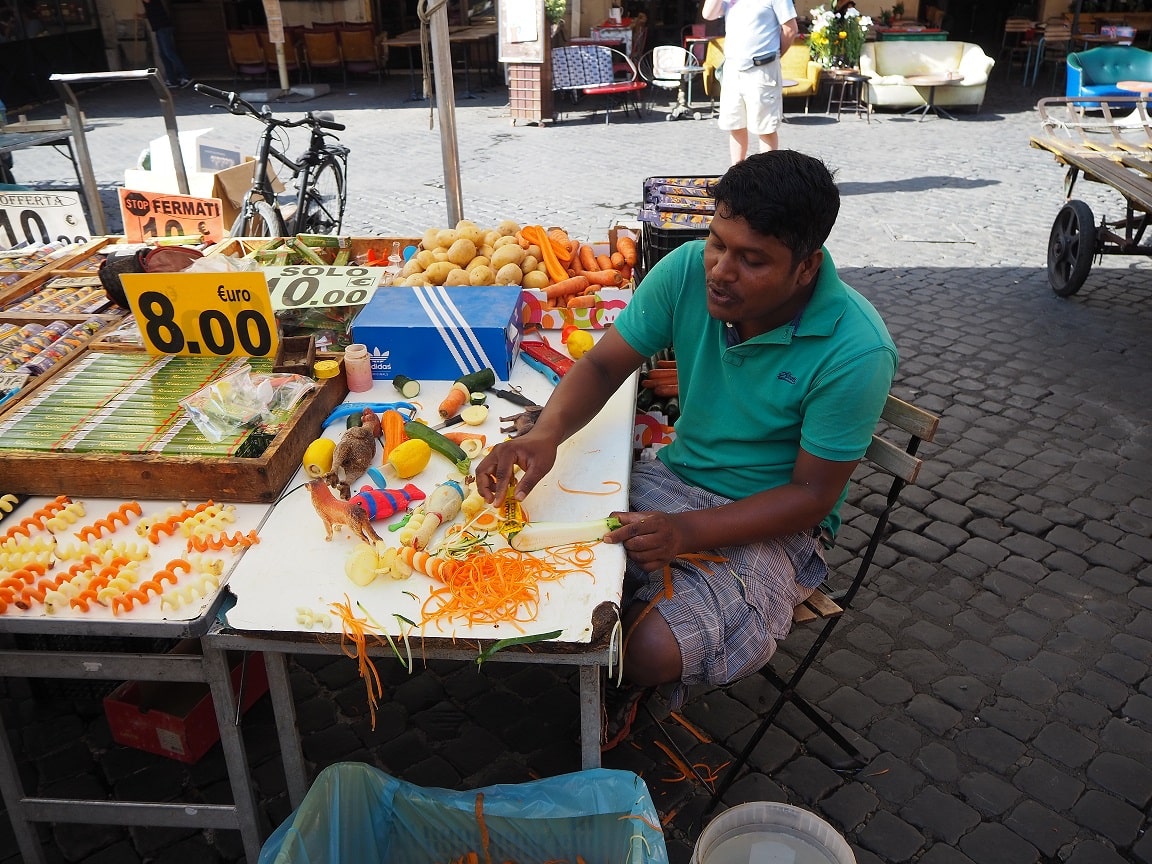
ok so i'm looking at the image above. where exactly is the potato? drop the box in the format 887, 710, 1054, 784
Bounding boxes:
526, 244, 542, 260
433, 249, 449, 262
483, 230, 501, 247
468, 265, 496, 286
447, 238, 477, 267
491, 243, 526, 270
522, 269, 550, 290
435, 229, 458, 249
415, 249, 437, 269
422, 228, 441, 250
492, 235, 520, 250
496, 219, 520, 237
423, 261, 456, 285
495, 262, 523, 285
468, 255, 491, 271
444, 267, 471, 286
455, 220, 483, 245
403, 273, 429, 286
479, 244, 495, 259
521, 255, 539, 274
401, 258, 424, 277
537, 262, 548, 273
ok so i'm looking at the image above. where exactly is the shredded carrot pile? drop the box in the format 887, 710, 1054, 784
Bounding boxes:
330, 594, 386, 729
557, 480, 623, 496
419, 547, 589, 632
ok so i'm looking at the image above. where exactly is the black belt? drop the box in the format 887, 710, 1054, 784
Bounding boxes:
752, 52, 778, 66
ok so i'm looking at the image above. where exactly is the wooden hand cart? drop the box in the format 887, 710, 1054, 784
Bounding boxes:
1031, 96, 1152, 296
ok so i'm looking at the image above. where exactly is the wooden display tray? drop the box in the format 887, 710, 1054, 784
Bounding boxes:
0, 354, 349, 503
0, 237, 121, 308
207, 236, 422, 265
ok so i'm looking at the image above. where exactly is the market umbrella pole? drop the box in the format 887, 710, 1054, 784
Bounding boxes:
424, 0, 465, 223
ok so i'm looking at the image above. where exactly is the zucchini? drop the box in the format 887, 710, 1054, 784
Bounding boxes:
456, 368, 495, 393
393, 375, 421, 398
509, 517, 622, 552
404, 420, 471, 474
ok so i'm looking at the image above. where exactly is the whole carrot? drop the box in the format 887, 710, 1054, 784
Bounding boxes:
616, 235, 639, 265
578, 244, 600, 271
543, 274, 590, 299
583, 269, 621, 287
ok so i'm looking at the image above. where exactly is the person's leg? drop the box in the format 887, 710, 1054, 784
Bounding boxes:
747, 65, 783, 154
621, 598, 682, 686
728, 128, 750, 164
716, 67, 749, 165
155, 26, 189, 82
758, 130, 780, 152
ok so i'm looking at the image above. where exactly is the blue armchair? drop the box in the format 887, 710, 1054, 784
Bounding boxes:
1066, 46, 1152, 103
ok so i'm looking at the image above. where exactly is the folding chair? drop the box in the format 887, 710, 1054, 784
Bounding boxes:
551, 45, 647, 124
302, 28, 346, 85
638, 45, 705, 120
339, 25, 386, 82
649, 393, 940, 812
226, 30, 270, 87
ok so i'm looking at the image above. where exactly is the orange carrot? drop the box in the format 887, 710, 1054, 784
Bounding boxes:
578, 244, 600, 271
583, 268, 621, 287
566, 294, 598, 308
438, 383, 469, 419
595, 253, 614, 271
441, 431, 486, 446
616, 235, 638, 265
543, 274, 590, 299
610, 251, 625, 268
331, 595, 386, 729
548, 228, 573, 263
522, 225, 568, 283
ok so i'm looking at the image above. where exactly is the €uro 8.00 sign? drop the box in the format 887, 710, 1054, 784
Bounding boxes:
120, 271, 280, 358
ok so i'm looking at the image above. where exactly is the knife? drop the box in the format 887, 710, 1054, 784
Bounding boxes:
489, 387, 540, 407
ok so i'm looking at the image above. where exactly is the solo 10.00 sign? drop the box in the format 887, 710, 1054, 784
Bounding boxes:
119, 271, 280, 358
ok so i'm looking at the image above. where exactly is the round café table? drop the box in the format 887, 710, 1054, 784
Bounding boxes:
1117, 79, 1152, 96
903, 72, 964, 121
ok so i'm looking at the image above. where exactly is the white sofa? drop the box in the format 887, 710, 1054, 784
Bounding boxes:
859, 41, 995, 112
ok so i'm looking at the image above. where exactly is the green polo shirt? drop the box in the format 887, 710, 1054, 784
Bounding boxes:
615, 239, 897, 536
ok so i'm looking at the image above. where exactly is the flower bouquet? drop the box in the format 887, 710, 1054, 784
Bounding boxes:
808, 4, 872, 69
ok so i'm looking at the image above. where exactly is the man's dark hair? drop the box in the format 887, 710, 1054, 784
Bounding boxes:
712, 150, 840, 264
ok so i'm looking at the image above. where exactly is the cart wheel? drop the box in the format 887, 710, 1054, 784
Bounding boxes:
692, 111, 703, 120
1047, 200, 1097, 297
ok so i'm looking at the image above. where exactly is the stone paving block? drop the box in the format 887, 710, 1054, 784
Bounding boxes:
856, 809, 926, 863
919, 845, 977, 864
1013, 757, 1085, 811
1065, 839, 1131, 864
1123, 692, 1152, 727
1004, 799, 1078, 858
775, 754, 845, 805
932, 675, 990, 713
1086, 752, 1152, 809
1097, 651, 1147, 685
1003, 609, 1052, 642
979, 697, 1045, 742
1072, 789, 1144, 847
860, 752, 924, 806
901, 786, 981, 845
821, 782, 878, 833
903, 619, 954, 649
959, 821, 1040, 864
955, 727, 1027, 773
907, 694, 962, 737
1034, 722, 1099, 769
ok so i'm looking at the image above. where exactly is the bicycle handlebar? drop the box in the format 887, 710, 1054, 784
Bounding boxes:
192, 82, 345, 132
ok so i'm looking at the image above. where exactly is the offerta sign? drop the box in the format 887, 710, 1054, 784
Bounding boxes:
118, 188, 226, 244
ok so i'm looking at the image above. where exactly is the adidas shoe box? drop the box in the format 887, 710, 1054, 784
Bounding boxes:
351, 285, 525, 381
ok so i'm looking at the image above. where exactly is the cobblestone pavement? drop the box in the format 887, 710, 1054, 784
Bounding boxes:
2, 68, 1151, 864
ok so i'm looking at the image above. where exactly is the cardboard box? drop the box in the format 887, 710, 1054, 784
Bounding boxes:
148, 129, 243, 175
124, 158, 282, 231
520, 226, 640, 330
352, 285, 525, 380
103, 644, 269, 764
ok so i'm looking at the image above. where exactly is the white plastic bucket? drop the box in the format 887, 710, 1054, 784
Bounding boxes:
691, 802, 856, 864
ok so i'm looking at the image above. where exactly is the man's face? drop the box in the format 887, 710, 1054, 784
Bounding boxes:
702, 210, 823, 341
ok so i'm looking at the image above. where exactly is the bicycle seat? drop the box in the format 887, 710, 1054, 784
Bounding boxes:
313, 111, 337, 123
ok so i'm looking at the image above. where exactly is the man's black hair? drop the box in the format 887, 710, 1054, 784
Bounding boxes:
712, 150, 840, 264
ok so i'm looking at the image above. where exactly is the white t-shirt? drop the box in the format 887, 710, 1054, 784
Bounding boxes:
721, 0, 797, 69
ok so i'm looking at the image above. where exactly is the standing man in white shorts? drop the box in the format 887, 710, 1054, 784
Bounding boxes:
703, 0, 799, 164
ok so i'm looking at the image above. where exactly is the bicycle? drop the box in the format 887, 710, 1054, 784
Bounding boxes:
194, 83, 349, 238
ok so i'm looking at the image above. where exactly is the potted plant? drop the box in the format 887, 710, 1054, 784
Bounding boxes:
808, 3, 873, 68
545, 0, 567, 44
891, 1, 904, 20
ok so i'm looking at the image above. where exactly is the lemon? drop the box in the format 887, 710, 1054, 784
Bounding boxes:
302, 438, 336, 478
566, 330, 594, 360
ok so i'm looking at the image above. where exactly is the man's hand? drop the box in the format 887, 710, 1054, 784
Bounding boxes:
605, 510, 686, 572
475, 434, 558, 504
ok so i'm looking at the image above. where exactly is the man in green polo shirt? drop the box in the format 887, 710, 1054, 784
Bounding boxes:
477, 150, 897, 750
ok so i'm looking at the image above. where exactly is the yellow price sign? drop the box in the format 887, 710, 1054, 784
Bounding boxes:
120, 271, 280, 359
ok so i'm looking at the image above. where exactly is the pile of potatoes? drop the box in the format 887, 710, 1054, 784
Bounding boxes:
397, 219, 553, 290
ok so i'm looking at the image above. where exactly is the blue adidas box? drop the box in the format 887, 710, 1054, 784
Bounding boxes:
352, 286, 525, 381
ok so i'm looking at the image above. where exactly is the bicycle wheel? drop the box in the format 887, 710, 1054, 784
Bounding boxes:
232, 199, 286, 239
297, 155, 346, 236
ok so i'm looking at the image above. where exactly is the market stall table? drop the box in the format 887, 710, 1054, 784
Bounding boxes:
0, 125, 98, 233
210, 357, 639, 807
0, 496, 272, 864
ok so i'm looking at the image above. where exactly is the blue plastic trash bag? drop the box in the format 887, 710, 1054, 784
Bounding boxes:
259, 762, 669, 864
